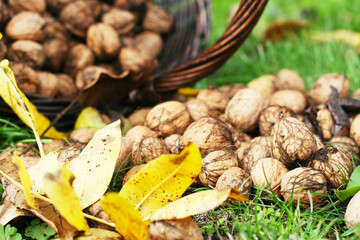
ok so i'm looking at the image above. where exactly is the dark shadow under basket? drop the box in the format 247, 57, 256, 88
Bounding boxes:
3, 0, 268, 126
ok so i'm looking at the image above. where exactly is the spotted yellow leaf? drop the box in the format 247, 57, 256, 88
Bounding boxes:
74, 106, 107, 131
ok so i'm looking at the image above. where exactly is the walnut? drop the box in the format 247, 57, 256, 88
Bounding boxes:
43, 37, 68, 72
251, 158, 288, 196
313, 134, 325, 150
270, 90, 307, 114
43, 139, 66, 154
197, 88, 230, 114
199, 150, 238, 187
240, 142, 272, 173
225, 120, 251, 149
132, 137, 169, 164
8, 0, 46, 13
47, 0, 71, 12
182, 117, 234, 157
148, 217, 203, 240
164, 134, 184, 154
128, 108, 151, 126
259, 105, 295, 136
42, 14, 69, 41
274, 69, 306, 92
216, 167, 252, 196
121, 36, 136, 47
69, 128, 96, 144
308, 146, 352, 189
235, 142, 251, 166
316, 108, 334, 141
143, 3, 173, 34
87, 200, 112, 231
118, 46, 153, 74
60, 1, 95, 38
345, 190, 360, 229
64, 43, 95, 78
145, 101, 191, 137
329, 136, 359, 157
281, 167, 327, 206
5, 11, 46, 41
58, 145, 83, 167
86, 23, 121, 60
115, 137, 133, 171
9, 62, 38, 93
350, 114, 360, 146
56, 74, 77, 99
250, 136, 272, 148
0, 40, 7, 60
101, 9, 136, 35
352, 88, 360, 99
135, 31, 163, 57
272, 116, 317, 168
37, 71, 59, 98
225, 88, 267, 132
8, 40, 46, 69
122, 164, 146, 185
125, 125, 157, 150
307, 73, 350, 105
75, 65, 110, 90
185, 98, 210, 121
0, 0, 10, 25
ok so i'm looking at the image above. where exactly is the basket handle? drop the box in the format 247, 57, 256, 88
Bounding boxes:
131, 0, 268, 103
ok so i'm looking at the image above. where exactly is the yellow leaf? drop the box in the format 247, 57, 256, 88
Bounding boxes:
0, 60, 65, 152
67, 120, 122, 209
0, 32, 2, 40
74, 228, 123, 239
119, 143, 202, 219
101, 193, 148, 240
247, 75, 276, 95
74, 107, 107, 131
43, 166, 89, 231
146, 189, 249, 221
177, 88, 199, 97
311, 30, 360, 50
12, 152, 37, 209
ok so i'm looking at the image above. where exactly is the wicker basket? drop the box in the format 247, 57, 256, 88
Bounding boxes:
1, 0, 268, 125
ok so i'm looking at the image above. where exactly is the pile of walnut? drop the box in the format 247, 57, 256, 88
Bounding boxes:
0, 0, 172, 98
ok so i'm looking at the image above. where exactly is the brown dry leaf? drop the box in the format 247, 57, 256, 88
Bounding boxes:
0, 201, 32, 225
264, 20, 309, 42
73, 228, 123, 240
146, 189, 248, 221
67, 120, 122, 209
119, 143, 202, 219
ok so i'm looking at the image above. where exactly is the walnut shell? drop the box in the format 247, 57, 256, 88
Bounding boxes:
281, 167, 327, 206
185, 98, 210, 121
56, 74, 77, 99
275, 69, 306, 92
270, 90, 307, 114
101, 9, 136, 35
308, 146, 352, 189
128, 108, 151, 126
0, 40, 7, 60
43, 139, 66, 154
122, 164, 146, 185
307, 73, 350, 105
9, 62, 38, 93
8, 40, 46, 69
164, 134, 184, 154
5, 11, 46, 41
115, 137, 133, 171
118, 46, 153, 74
64, 43, 95, 78
350, 114, 360, 146
313, 134, 325, 150
75, 65, 110, 90
37, 71, 59, 98
272, 117, 317, 168
199, 150, 238, 187
8, 0, 46, 13
329, 136, 359, 157
197, 88, 230, 113
182, 117, 234, 157
43, 37, 68, 72
235, 142, 251, 166
240, 142, 272, 173
132, 137, 169, 164
135, 31, 163, 57
42, 14, 69, 41
344, 190, 360, 229
250, 136, 273, 148
47, 0, 71, 12
125, 125, 157, 150
69, 128, 95, 144
225, 88, 267, 132
60, 1, 95, 38
251, 158, 288, 196
216, 167, 252, 196
316, 108, 334, 141
143, 3, 173, 34
145, 101, 191, 137
259, 105, 295, 136
86, 23, 121, 60
148, 217, 202, 240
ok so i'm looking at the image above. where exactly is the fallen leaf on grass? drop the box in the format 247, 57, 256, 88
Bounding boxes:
264, 20, 309, 42
72, 228, 123, 240
74, 107, 107, 131
0, 201, 31, 225
43, 166, 89, 231
146, 189, 249, 221
311, 30, 360, 52
67, 120, 122, 209
119, 143, 202, 219
101, 192, 148, 240
336, 165, 360, 201
12, 152, 37, 210
0, 59, 65, 143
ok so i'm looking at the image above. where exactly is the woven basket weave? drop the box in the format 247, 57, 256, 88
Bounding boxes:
1, 0, 268, 124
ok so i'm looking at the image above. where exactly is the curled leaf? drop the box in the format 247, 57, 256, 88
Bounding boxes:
43, 166, 89, 231
74, 107, 107, 131
119, 143, 202, 219
101, 193, 148, 240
